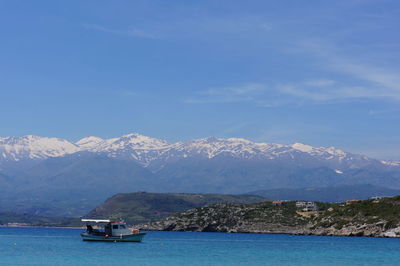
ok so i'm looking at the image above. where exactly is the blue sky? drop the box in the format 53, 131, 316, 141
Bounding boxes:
0, 0, 399, 159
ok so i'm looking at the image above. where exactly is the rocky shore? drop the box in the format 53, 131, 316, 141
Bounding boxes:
139, 197, 400, 238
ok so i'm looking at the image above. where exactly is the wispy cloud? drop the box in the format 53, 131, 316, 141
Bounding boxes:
294, 39, 400, 101
331, 61, 400, 97
83, 24, 159, 39
185, 73, 400, 107
186, 34, 400, 107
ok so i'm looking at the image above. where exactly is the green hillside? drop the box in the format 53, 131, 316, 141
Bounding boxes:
85, 192, 266, 224
313, 196, 400, 231
142, 196, 400, 237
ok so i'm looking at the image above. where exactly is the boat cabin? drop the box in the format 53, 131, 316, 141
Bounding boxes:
82, 219, 134, 237
80, 218, 146, 242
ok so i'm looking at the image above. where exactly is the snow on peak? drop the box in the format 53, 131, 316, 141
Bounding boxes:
75, 136, 104, 148
194, 137, 221, 143
87, 133, 171, 154
290, 143, 347, 158
292, 143, 314, 153
325, 146, 346, 156
0, 133, 385, 171
119, 133, 168, 144
113, 133, 170, 148
121, 133, 142, 138
79, 133, 172, 166
173, 137, 275, 159
381, 160, 400, 167
0, 135, 79, 160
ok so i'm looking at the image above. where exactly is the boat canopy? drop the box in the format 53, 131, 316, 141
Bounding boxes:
81, 219, 111, 223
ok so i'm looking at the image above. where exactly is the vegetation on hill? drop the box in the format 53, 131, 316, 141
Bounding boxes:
142, 196, 400, 237
312, 196, 400, 231
4, 191, 400, 238
142, 201, 308, 233
85, 192, 266, 224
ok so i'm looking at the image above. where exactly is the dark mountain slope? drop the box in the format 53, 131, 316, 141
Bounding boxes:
86, 192, 266, 224
154, 157, 349, 193
247, 184, 400, 202
0, 155, 159, 217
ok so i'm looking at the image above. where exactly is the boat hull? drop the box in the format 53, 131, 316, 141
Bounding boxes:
81, 232, 146, 242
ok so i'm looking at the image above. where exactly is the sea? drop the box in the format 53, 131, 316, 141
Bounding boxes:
1, 227, 399, 265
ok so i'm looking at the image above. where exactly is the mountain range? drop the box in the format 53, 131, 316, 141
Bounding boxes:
1, 133, 399, 217
2, 133, 399, 170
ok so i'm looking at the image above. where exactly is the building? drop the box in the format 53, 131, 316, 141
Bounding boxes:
346, 200, 360, 205
272, 200, 285, 206
296, 201, 307, 208
370, 196, 383, 200
296, 201, 318, 212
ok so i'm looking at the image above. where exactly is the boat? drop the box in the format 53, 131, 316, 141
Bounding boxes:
80, 219, 146, 242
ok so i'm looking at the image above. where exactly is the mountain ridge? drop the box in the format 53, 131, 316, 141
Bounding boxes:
1, 133, 397, 171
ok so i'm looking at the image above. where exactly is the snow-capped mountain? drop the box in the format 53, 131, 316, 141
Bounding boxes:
171, 137, 357, 161
75, 136, 104, 149
84, 134, 378, 170
0, 133, 396, 170
1, 133, 400, 217
0, 135, 79, 162
76, 133, 172, 167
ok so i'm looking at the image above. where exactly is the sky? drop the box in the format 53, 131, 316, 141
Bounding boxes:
0, 0, 399, 160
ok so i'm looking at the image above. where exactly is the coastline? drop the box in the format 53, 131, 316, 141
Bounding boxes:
0, 225, 84, 229
4, 196, 400, 239
138, 198, 400, 239
2, 224, 399, 238
139, 227, 400, 238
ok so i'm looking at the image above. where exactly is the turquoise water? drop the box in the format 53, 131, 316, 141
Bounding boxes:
1, 227, 400, 265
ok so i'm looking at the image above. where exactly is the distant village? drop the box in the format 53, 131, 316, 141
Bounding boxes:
272, 200, 318, 212
271, 196, 387, 213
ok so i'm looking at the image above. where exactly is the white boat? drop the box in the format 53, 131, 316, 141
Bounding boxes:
80, 219, 146, 242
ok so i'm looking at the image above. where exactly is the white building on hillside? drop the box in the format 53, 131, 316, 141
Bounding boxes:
296, 201, 318, 212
